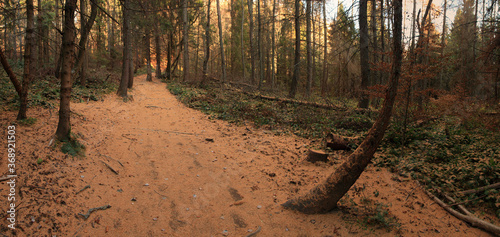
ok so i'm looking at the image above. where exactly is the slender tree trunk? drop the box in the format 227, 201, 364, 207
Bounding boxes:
202, 0, 211, 80
306, 0, 312, 97
271, 0, 276, 90
241, 0, 245, 79
371, 0, 378, 99
183, 0, 189, 82
289, 0, 300, 99
321, 0, 327, 96
155, 18, 162, 78
74, 0, 97, 81
79, 0, 87, 86
358, 0, 370, 108
117, 0, 130, 97
18, 0, 35, 120
473, 0, 478, 62
56, 0, 77, 141
146, 30, 153, 81
167, 31, 173, 81
216, 0, 227, 82
282, 0, 403, 213
128, 36, 134, 88
380, 0, 385, 84
410, 0, 416, 53
440, 0, 447, 89
248, 0, 255, 84
257, 0, 263, 89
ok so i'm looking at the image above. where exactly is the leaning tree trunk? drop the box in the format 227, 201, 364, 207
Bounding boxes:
55, 0, 77, 141
17, 0, 35, 120
358, 0, 370, 109
117, 0, 130, 97
282, 0, 403, 213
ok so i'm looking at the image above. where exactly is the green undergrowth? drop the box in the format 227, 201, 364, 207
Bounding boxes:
60, 133, 86, 157
167, 81, 376, 140
167, 80, 500, 219
0, 68, 118, 111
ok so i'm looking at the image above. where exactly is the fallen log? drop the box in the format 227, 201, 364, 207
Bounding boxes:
305, 149, 329, 163
325, 133, 359, 151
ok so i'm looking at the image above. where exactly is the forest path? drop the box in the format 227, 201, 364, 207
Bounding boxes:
63, 74, 489, 236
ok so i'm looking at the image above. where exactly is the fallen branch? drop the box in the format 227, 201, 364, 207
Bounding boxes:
75, 185, 91, 195
459, 182, 500, 195
101, 161, 119, 175
420, 183, 500, 236
78, 204, 111, 220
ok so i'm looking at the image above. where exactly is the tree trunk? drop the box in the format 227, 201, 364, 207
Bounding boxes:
202, 0, 211, 80
117, 0, 130, 97
371, 0, 378, 88
289, 0, 300, 99
271, 0, 276, 90
0, 47, 22, 96
248, 0, 255, 84
75, 0, 98, 85
167, 31, 173, 81
358, 0, 370, 108
55, 0, 77, 141
241, 0, 245, 79
216, 0, 227, 82
18, 0, 35, 120
183, 0, 189, 82
257, 0, 263, 89
146, 30, 153, 81
282, 0, 403, 213
321, 0, 327, 96
306, 0, 312, 97
155, 18, 162, 78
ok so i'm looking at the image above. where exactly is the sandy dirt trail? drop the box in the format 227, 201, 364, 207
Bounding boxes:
0, 74, 493, 236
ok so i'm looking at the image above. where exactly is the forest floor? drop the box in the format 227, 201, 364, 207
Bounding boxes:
0, 74, 495, 236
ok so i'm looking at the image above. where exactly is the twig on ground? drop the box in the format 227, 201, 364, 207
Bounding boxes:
75, 185, 91, 195
136, 128, 198, 136
0, 175, 17, 182
101, 161, 119, 175
78, 205, 112, 220
145, 105, 170, 110
99, 153, 124, 167
245, 226, 261, 237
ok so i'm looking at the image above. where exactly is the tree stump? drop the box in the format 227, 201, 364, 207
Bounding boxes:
306, 149, 329, 163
